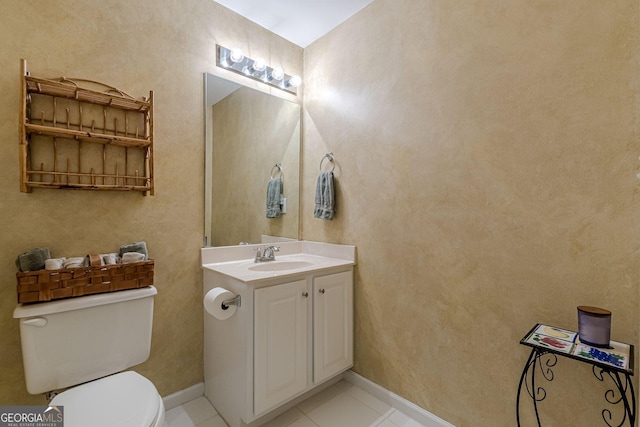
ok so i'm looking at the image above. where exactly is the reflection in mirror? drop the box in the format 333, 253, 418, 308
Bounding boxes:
204, 73, 301, 247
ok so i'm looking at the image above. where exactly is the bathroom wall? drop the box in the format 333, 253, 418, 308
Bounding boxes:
3, 0, 637, 424
0, 0, 301, 404
303, 1, 639, 426
211, 87, 300, 246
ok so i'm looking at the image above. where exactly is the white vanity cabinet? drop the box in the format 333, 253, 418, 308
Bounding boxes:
313, 271, 354, 384
254, 279, 308, 415
253, 271, 353, 417
202, 242, 356, 427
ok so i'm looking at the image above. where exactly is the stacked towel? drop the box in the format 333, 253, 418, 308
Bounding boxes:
266, 178, 283, 218
121, 252, 145, 264
313, 171, 335, 220
15, 248, 51, 272
45, 258, 66, 270
16, 242, 148, 272
101, 253, 120, 265
119, 242, 148, 260
63, 257, 87, 269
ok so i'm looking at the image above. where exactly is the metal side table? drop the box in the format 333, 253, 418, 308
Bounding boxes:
517, 324, 635, 427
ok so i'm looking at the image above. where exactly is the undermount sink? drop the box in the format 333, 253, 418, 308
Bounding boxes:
248, 261, 314, 272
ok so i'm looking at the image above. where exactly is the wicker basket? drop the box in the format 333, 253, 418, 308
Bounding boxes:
16, 260, 154, 304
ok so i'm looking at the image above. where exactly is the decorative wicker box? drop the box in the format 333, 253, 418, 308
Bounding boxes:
16, 260, 154, 304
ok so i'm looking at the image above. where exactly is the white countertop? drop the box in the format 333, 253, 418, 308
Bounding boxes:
201, 241, 356, 283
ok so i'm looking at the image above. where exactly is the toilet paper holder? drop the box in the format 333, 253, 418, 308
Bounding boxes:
221, 295, 241, 310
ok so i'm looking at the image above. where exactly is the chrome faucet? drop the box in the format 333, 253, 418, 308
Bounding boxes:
263, 246, 279, 260
252, 246, 280, 263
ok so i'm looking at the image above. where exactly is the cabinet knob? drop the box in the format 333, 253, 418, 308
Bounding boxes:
319, 288, 325, 294
302, 292, 309, 297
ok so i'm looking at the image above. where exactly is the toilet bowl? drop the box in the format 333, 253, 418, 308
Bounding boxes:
13, 286, 165, 427
50, 372, 165, 427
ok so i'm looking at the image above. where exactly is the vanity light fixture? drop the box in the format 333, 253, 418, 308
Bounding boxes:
252, 57, 267, 72
270, 67, 284, 82
216, 45, 301, 95
229, 48, 244, 63
288, 75, 302, 88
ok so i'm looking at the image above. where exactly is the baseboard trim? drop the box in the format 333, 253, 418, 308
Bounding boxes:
162, 382, 205, 410
343, 371, 455, 427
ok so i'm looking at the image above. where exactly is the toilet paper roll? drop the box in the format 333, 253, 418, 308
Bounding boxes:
204, 287, 238, 320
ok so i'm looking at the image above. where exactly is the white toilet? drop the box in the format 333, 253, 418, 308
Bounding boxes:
13, 286, 165, 427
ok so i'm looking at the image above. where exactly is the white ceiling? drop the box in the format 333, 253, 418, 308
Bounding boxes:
212, 0, 375, 48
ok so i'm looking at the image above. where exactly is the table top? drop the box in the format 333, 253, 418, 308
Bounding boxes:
520, 324, 635, 375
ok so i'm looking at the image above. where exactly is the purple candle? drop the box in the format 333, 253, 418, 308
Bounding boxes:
577, 306, 611, 348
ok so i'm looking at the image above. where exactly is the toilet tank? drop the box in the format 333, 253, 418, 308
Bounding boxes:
13, 286, 157, 394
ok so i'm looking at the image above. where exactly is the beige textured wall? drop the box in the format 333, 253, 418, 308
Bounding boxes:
0, 0, 301, 405
2, 1, 638, 425
211, 87, 300, 246
303, 1, 639, 426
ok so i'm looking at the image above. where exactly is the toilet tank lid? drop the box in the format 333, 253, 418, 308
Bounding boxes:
13, 286, 157, 319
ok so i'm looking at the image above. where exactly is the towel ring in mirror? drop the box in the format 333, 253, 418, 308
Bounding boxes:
270, 163, 283, 179
319, 152, 335, 172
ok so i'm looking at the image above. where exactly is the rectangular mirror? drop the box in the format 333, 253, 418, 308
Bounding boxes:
204, 73, 301, 247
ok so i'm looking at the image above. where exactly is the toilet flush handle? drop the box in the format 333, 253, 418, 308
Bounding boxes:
22, 317, 47, 327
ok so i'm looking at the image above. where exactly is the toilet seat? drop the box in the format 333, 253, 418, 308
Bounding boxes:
50, 371, 164, 427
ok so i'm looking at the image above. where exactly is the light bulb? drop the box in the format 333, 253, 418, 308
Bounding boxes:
288, 75, 302, 88
270, 67, 284, 81
252, 57, 266, 72
230, 48, 244, 63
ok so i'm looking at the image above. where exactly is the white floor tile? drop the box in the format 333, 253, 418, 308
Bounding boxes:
296, 385, 344, 414
261, 407, 306, 427
398, 419, 425, 427
195, 415, 229, 427
165, 406, 186, 422
165, 406, 196, 427
306, 393, 387, 427
387, 410, 425, 427
371, 419, 399, 427
168, 384, 422, 427
288, 416, 320, 427
182, 397, 219, 425
387, 410, 410, 425
333, 379, 354, 391
346, 386, 393, 415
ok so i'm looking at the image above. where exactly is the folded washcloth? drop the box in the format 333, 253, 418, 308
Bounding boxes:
266, 178, 283, 218
313, 171, 335, 220
15, 247, 51, 272
63, 257, 86, 269
121, 252, 145, 264
119, 242, 148, 260
45, 258, 66, 270
101, 253, 120, 265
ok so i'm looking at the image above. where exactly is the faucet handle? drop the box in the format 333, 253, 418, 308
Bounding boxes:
250, 246, 263, 262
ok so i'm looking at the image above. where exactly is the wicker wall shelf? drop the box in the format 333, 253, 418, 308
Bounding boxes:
25, 124, 151, 148
19, 59, 154, 194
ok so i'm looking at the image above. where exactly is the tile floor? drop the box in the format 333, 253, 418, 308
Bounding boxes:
165, 380, 425, 427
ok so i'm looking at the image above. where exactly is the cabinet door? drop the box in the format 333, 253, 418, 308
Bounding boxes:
254, 280, 308, 415
313, 271, 353, 383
